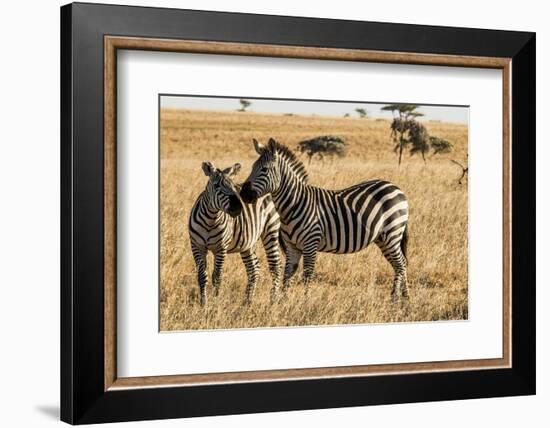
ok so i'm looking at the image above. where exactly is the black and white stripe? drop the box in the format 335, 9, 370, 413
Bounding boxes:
240, 139, 410, 300
188, 161, 282, 305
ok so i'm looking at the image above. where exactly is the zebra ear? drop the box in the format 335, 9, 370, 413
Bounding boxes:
202, 161, 215, 176
267, 138, 277, 154
252, 138, 265, 155
222, 163, 241, 177
264, 138, 277, 159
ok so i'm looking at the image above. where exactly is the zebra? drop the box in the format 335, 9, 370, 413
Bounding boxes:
188, 161, 282, 305
240, 138, 410, 300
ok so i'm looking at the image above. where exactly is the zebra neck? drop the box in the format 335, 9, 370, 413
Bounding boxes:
272, 173, 310, 222
197, 195, 227, 229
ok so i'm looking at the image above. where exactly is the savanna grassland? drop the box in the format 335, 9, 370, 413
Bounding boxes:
160, 107, 468, 331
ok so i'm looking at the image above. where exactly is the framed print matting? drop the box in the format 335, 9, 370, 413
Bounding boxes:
61, 2, 535, 424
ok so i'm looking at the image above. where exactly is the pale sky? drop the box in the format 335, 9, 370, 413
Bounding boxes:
161, 95, 469, 124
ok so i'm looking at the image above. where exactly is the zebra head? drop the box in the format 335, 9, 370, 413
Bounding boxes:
201, 161, 243, 217
240, 138, 281, 204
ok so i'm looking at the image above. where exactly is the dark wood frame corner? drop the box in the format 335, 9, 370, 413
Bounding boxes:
61, 2, 535, 425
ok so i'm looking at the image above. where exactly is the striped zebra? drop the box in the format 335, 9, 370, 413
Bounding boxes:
240, 138, 410, 300
188, 161, 282, 305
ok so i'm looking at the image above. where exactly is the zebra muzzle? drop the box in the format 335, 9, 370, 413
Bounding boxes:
240, 182, 259, 203
227, 195, 243, 217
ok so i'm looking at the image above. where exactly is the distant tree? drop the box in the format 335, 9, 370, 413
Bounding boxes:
355, 108, 368, 118
382, 104, 424, 165
382, 104, 424, 120
344, 113, 350, 118
407, 121, 430, 162
429, 136, 453, 155
297, 136, 346, 164
238, 99, 251, 112
383, 105, 455, 165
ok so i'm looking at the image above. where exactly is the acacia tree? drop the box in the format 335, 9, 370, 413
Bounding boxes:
383, 104, 454, 165
238, 99, 251, 112
429, 136, 453, 155
355, 108, 368, 118
408, 121, 430, 163
382, 104, 424, 165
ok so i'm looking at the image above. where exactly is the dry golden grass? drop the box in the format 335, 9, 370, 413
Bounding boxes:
160, 108, 468, 331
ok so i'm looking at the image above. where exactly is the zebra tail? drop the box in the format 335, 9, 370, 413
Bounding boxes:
401, 223, 409, 262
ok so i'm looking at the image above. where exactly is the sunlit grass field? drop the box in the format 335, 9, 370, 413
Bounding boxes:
160, 108, 468, 330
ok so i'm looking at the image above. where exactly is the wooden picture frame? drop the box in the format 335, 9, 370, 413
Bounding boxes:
61, 2, 535, 424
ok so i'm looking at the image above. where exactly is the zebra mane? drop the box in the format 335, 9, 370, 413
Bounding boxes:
269, 140, 309, 184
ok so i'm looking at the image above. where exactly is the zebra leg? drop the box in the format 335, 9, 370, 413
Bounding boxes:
283, 245, 302, 289
302, 244, 319, 293
211, 249, 227, 297
262, 231, 282, 302
377, 241, 408, 301
401, 269, 409, 299
241, 249, 260, 304
191, 242, 208, 306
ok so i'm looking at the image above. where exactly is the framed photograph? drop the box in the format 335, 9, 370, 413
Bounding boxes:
61, 2, 535, 424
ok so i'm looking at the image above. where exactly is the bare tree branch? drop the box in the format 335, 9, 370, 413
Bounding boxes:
451, 160, 468, 184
